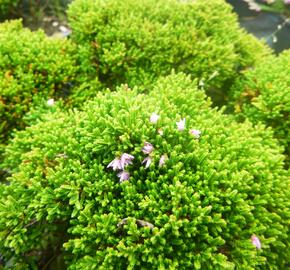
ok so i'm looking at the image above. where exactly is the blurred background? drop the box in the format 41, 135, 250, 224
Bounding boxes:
227, 0, 290, 53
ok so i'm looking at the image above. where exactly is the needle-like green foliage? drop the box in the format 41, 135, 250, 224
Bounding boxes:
229, 50, 290, 165
0, 20, 79, 147
0, 73, 288, 269
67, 0, 271, 90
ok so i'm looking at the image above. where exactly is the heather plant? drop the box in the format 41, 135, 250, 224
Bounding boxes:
229, 50, 290, 163
67, 0, 271, 91
0, 20, 79, 147
0, 73, 289, 269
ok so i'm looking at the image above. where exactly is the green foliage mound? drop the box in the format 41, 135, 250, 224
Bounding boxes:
229, 50, 290, 162
1, 73, 289, 269
0, 20, 78, 146
67, 0, 270, 90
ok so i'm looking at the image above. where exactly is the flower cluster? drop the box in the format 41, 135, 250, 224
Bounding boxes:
107, 153, 134, 182
107, 113, 201, 182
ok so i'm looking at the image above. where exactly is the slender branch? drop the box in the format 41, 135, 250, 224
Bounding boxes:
117, 217, 154, 229
24, 219, 38, 228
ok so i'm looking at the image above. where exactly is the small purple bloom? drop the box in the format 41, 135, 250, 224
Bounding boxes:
285, 0, 290, 4
142, 156, 152, 169
189, 129, 201, 139
107, 158, 122, 171
150, 112, 160, 124
251, 235, 262, 249
159, 154, 168, 167
120, 153, 134, 169
176, 118, 186, 131
108, 153, 134, 171
142, 142, 154, 154
117, 171, 130, 183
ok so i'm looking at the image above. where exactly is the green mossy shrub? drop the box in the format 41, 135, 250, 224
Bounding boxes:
67, 0, 270, 91
0, 20, 79, 146
1, 73, 289, 269
229, 50, 290, 163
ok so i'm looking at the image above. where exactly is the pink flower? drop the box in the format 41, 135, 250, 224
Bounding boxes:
189, 129, 201, 139
150, 112, 160, 124
251, 235, 262, 249
142, 142, 154, 154
176, 118, 186, 131
285, 0, 290, 4
142, 156, 152, 169
107, 153, 134, 171
159, 154, 168, 167
120, 153, 134, 169
107, 158, 122, 171
117, 171, 130, 183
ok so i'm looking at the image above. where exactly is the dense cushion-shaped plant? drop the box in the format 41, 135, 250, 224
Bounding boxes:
67, 0, 270, 90
229, 50, 290, 163
1, 73, 289, 269
0, 20, 79, 147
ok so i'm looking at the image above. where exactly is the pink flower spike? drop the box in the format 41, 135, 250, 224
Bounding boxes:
190, 129, 201, 139
150, 112, 160, 124
176, 118, 186, 131
142, 142, 154, 154
159, 154, 168, 167
142, 156, 152, 169
117, 171, 130, 183
120, 153, 134, 169
251, 235, 262, 249
107, 158, 122, 171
